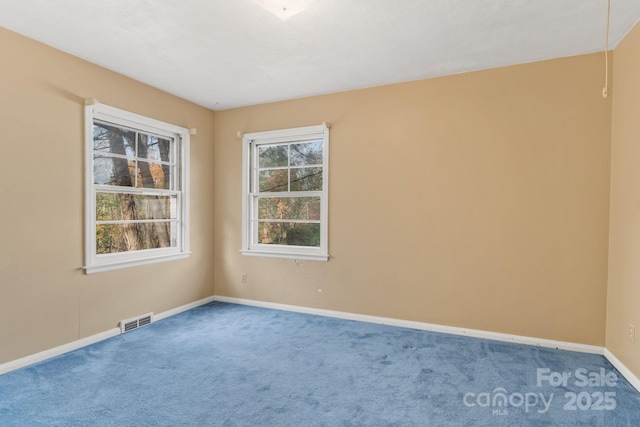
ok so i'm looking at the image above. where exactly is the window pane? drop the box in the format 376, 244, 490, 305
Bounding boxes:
258, 197, 320, 220
258, 145, 288, 168
94, 155, 135, 186
257, 222, 320, 247
93, 123, 136, 157
138, 134, 173, 163
290, 140, 323, 166
290, 167, 322, 191
137, 161, 171, 189
140, 195, 176, 220
96, 193, 176, 221
259, 169, 288, 192
96, 222, 176, 254
138, 222, 176, 249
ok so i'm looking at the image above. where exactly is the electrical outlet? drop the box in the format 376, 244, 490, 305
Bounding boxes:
242, 273, 247, 284
629, 325, 636, 344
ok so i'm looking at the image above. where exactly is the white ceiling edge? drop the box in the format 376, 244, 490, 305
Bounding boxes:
0, 0, 639, 111
214, 49, 618, 112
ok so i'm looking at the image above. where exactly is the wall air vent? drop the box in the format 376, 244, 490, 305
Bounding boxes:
120, 312, 154, 333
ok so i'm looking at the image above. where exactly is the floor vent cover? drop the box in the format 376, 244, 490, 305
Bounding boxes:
120, 313, 154, 333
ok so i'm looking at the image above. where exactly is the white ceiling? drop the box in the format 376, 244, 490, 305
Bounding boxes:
1, 0, 639, 110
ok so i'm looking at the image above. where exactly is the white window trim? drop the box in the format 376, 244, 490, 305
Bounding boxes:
241, 124, 329, 261
84, 103, 190, 274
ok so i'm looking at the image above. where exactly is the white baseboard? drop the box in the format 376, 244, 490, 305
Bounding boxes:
210, 296, 640, 391
0, 328, 120, 376
213, 295, 604, 355
5, 294, 639, 396
153, 295, 216, 322
0, 295, 217, 376
604, 348, 640, 393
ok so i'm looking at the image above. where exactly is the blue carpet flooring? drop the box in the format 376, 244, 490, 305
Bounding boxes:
1, 302, 639, 426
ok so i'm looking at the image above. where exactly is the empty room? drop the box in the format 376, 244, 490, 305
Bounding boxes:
1, 0, 640, 425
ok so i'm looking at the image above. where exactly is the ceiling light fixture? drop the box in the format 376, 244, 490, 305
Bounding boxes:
250, 0, 319, 21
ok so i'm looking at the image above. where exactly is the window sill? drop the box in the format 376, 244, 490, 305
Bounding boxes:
83, 252, 191, 274
241, 250, 329, 262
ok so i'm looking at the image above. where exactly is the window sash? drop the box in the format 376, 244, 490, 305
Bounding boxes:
242, 124, 329, 261
84, 103, 190, 273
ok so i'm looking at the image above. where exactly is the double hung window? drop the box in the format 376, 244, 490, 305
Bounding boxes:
84, 103, 190, 273
242, 124, 329, 261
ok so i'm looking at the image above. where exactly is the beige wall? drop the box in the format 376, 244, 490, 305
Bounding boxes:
2, 21, 630, 370
214, 53, 612, 346
607, 22, 640, 376
0, 28, 216, 364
